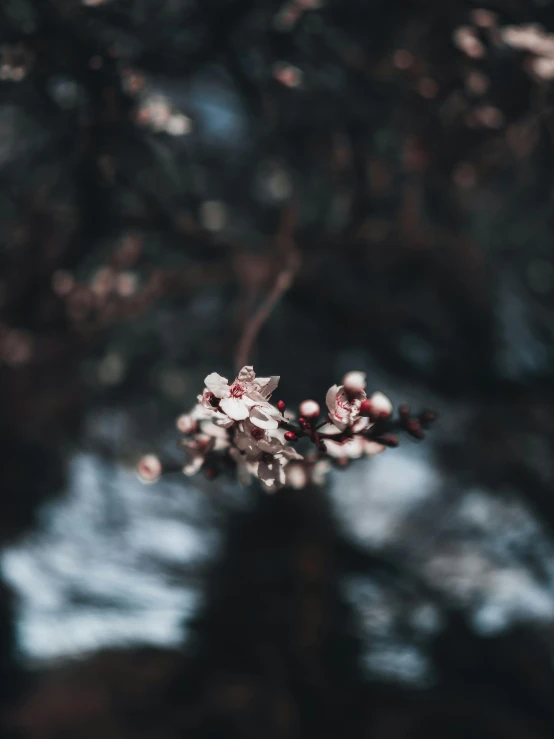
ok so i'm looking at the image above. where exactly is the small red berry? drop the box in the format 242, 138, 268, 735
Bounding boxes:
284, 431, 297, 442
277, 400, 286, 413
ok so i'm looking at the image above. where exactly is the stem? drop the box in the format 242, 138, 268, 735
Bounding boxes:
235, 208, 300, 371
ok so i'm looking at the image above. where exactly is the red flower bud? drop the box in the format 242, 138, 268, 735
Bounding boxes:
359, 399, 373, 417
284, 431, 297, 442
277, 400, 286, 413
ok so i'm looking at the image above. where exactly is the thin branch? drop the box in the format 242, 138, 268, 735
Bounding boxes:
235, 209, 300, 371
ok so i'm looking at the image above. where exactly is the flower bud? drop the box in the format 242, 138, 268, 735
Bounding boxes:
370, 391, 393, 418
342, 371, 367, 393
286, 463, 308, 489
176, 414, 196, 434
284, 431, 297, 442
359, 399, 373, 417
137, 454, 162, 483
299, 400, 320, 418
277, 400, 286, 413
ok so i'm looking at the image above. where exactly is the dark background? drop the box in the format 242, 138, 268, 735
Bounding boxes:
2, 0, 554, 736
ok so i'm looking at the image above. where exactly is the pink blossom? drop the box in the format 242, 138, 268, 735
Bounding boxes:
233, 419, 302, 491
324, 382, 367, 431
179, 428, 229, 476
203, 366, 282, 429
324, 437, 385, 462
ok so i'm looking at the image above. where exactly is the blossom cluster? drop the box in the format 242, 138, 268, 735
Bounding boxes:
137, 366, 437, 491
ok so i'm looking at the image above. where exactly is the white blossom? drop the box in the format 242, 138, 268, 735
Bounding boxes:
233, 419, 302, 491
204, 366, 282, 429
325, 382, 367, 431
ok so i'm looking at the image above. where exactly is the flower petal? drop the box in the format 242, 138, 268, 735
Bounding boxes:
204, 372, 230, 398
243, 390, 266, 405
249, 405, 281, 430
254, 376, 280, 398
237, 366, 256, 384
325, 384, 340, 414
352, 416, 372, 434
286, 463, 308, 489
257, 438, 282, 454
258, 459, 285, 491
280, 446, 303, 461
211, 412, 235, 428
183, 455, 204, 476
318, 422, 343, 435
220, 396, 250, 421
312, 460, 331, 485
364, 440, 385, 457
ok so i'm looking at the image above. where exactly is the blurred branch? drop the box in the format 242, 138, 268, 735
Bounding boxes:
235, 209, 301, 371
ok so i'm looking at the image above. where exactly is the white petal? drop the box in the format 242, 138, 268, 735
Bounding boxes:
321, 439, 343, 458
249, 405, 281, 430
237, 366, 256, 383
341, 438, 364, 458
258, 459, 285, 491
325, 384, 340, 414
243, 390, 265, 405
257, 438, 281, 454
220, 396, 250, 420
352, 416, 372, 433
364, 441, 385, 457
211, 412, 235, 428
204, 372, 230, 398
312, 460, 331, 486
254, 376, 280, 398
286, 463, 308, 489
324, 438, 363, 459
281, 446, 303, 461
183, 455, 204, 476
370, 391, 393, 417
318, 422, 343, 435
235, 433, 260, 457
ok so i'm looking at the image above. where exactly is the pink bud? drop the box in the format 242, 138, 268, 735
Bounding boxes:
299, 400, 320, 418
176, 414, 196, 434
137, 454, 162, 483
343, 371, 367, 393
359, 399, 373, 417
370, 392, 393, 418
